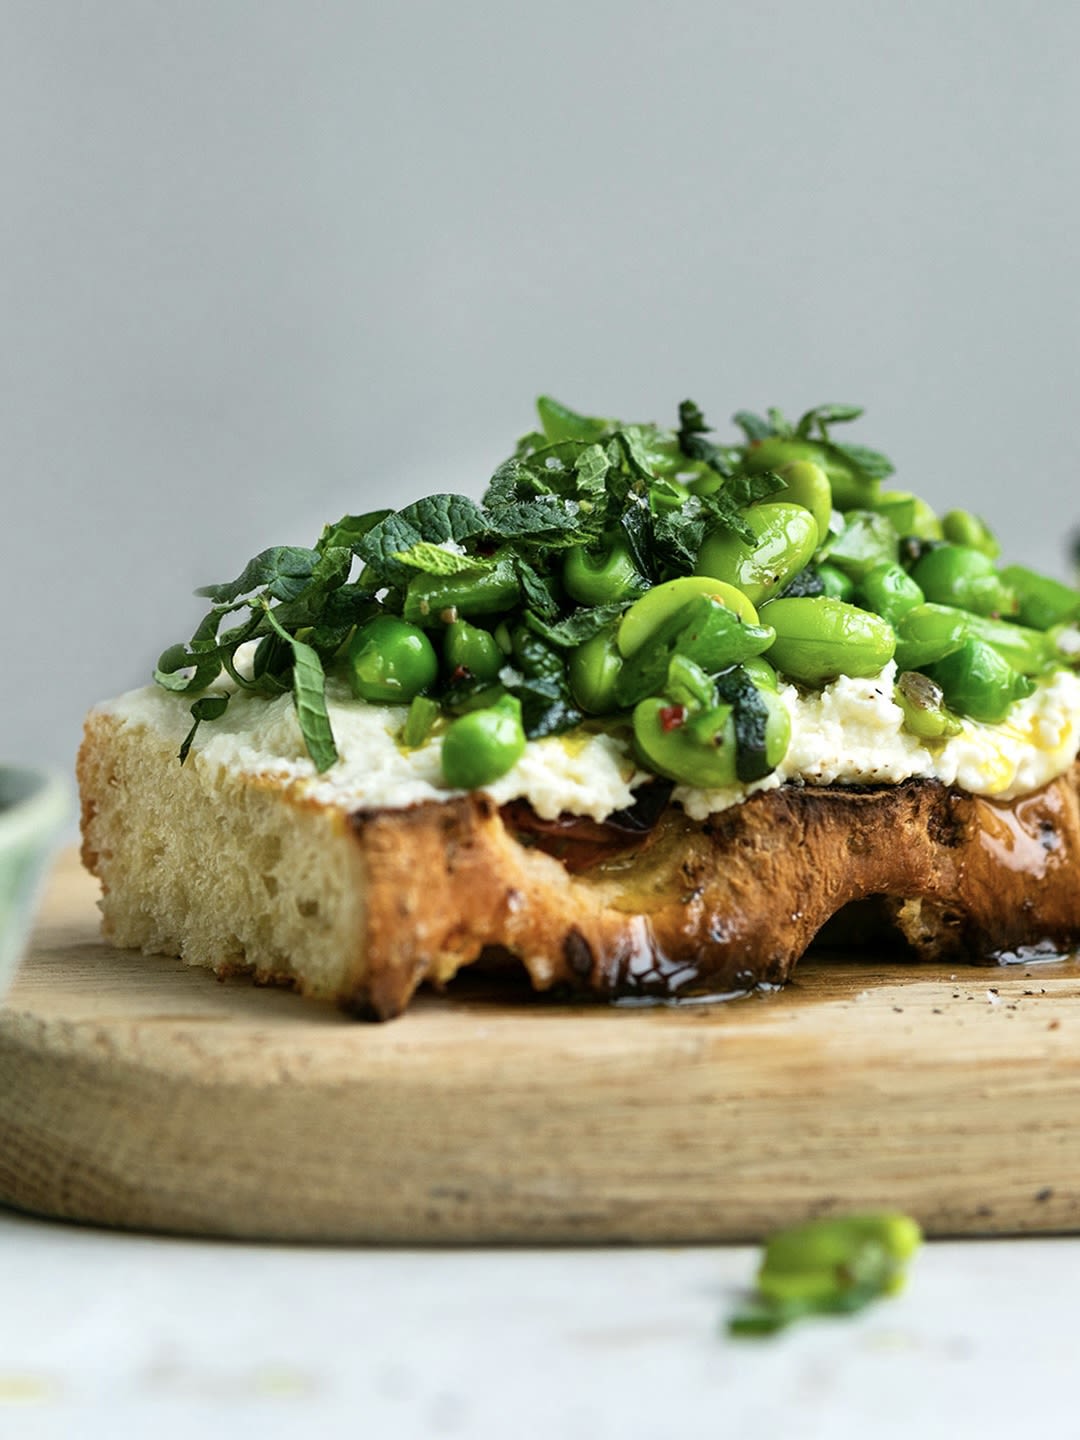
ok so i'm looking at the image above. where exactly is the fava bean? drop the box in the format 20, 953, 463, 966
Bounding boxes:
999, 565, 1080, 631
942, 509, 1000, 558
695, 503, 819, 606
440, 694, 526, 788
856, 562, 925, 626
740, 437, 880, 510
758, 1214, 922, 1305
632, 698, 738, 788
815, 562, 855, 602
926, 638, 1035, 723
615, 596, 775, 707
618, 575, 759, 657
963, 612, 1055, 676
872, 490, 944, 542
892, 603, 970, 671
741, 655, 780, 692
567, 625, 624, 714
403, 551, 521, 626
894, 671, 962, 740
824, 510, 899, 582
911, 544, 1016, 618
776, 460, 833, 539
761, 597, 895, 684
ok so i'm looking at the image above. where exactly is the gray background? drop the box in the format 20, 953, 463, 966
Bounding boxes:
4, 0, 1079, 776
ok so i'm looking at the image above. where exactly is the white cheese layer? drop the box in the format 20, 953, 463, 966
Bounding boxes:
102, 662, 1080, 823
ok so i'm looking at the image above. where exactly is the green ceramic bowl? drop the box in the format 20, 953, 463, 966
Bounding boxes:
0, 767, 70, 1000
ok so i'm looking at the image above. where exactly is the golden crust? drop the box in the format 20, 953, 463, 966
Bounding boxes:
78, 704, 1080, 1021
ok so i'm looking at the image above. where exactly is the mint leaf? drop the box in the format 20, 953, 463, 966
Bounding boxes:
263, 603, 339, 772
318, 510, 393, 553
614, 426, 656, 480
732, 410, 774, 442
536, 395, 613, 444
727, 470, 787, 508
178, 693, 230, 765
795, 403, 864, 438
357, 494, 489, 587
392, 541, 494, 577
525, 603, 629, 648
827, 441, 895, 481
573, 443, 612, 496
195, 547, 322, 605
514, 556, 561, 619
509, 674, 583, 739
677, 400, 733, 478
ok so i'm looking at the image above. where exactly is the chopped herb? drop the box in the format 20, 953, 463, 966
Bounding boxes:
153, 395, 920, 776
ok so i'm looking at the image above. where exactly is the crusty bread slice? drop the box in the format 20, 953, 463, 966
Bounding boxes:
78, 703, 1080, 1020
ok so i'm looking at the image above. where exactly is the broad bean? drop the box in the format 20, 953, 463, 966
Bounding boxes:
761, 597, 895, 684
695, 503, 819, 606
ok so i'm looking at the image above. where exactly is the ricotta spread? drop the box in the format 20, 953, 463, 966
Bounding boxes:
104, 661, 1080, 823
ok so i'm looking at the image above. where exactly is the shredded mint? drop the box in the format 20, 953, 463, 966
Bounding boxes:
153, 394, 900, 768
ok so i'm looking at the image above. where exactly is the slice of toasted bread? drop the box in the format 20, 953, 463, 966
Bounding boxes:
77, 702, 1080, 1020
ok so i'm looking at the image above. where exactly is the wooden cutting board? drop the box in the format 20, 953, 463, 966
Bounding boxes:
2, 849, 1079, 1243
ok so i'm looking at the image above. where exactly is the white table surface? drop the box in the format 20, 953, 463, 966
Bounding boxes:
0, 1206, 1075, 1440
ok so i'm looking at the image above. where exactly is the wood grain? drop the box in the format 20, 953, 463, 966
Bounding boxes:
2, 850, 1080, 1243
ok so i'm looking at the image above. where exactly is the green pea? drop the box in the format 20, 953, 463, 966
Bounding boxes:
942, 509, 1001, 558
892, 603, 970, 671
346, 616, 439, 703
563, 536, 645, 606
911, 545, 1016, 618
776, 460, 833, 539
632, 698, 738, 788
695, 503, 819, 606
894, 671, 962, 740
761, 597, 896, 684
856, 562, 925, 626
740, 437, 879, 510
926, 638, 1035, 724
443, 620, 503, 682
824, 510, 899, 582
402, 551, 521, 627
618, 575, 759, 657
440, 694, 527, 788
567, 625, 624, 714
999, 565, 1080, 631
872, 490, 944, 542
614, 596, 775, 707
815, 563, 855, 602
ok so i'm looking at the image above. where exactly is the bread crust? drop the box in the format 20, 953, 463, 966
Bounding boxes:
78, 706, 1080, 1020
